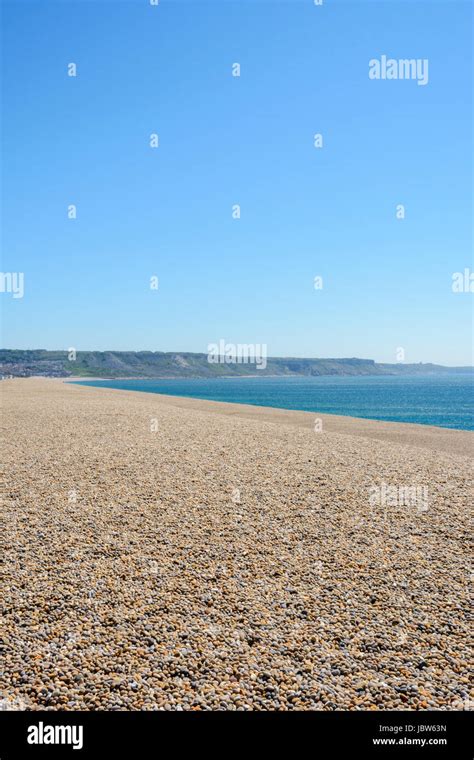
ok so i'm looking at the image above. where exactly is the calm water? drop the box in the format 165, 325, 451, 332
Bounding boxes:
73, 375, 474, 430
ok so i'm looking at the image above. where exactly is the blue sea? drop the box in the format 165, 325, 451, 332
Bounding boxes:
73, 375, 474, 431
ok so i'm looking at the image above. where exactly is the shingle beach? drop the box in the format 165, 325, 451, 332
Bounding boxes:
1, 378, 472, 711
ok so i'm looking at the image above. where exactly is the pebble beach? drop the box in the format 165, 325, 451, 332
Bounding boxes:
1, 378, 473, 711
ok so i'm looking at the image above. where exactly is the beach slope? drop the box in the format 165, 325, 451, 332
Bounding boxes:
1, 378, 472, 710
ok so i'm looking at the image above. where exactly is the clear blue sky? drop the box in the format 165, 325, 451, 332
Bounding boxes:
1, 0, 473, 365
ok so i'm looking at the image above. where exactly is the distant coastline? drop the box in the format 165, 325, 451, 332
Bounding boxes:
1, 349, 473, 380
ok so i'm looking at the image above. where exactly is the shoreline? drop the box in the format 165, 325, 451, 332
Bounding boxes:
63, 377, 473, 457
